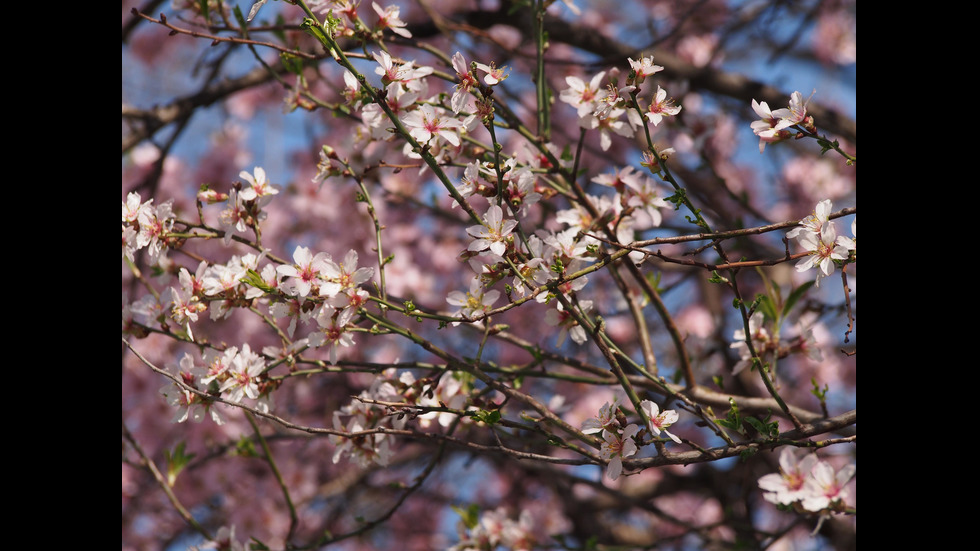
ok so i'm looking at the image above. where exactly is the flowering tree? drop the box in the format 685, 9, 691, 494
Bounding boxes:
122, 1, 856, 550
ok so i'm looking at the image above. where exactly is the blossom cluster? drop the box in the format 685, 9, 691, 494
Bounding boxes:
787, 199, 856, 287
315, 47, 677, 340
448, 161, 670, 338
581, 397, 681, 480
557, 54, 682, 152
449, 507, 536, 551
330, 369, 472, 467
190, 524, 253, 551
750, 90, 814, 153
758, 447, 855, 515
729, 312, 823, 375
123, 167, 379, 427
122, 191, 175, 265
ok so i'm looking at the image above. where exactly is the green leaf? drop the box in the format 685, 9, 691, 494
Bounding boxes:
708, 270, 729, 284
451, 504, 481, 530
241, 269, 275, 294
810, 378, 829, 400
469, 409, 501, 425
744, 416, 778, 439
782, 280, 815, 319
234, 435, 258, 457
301, 17, 331, 48
757, 293, 778, 322
164, 441, 195, 487
196, 0, 210, 24
280, 52, 304, 75
738, 448, 758, 462
232, 5, 248, 30
716, 397, 744, 434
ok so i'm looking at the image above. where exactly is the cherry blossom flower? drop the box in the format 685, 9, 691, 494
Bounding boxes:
200, 262, 246, 298
168, 285, 205, 337
581, 397, 621, 435
772, 90, 813, 128
322, 249, 374, 292
639, 147, 675, 176
787, 198, 833, 241
599, 424, 639, 480
194, 525, 246, 551
372, 2, 411, 38
545, 299, 592, 346
750, 99, 792, 153
501, 164, 541, 217
730, 311, 771, 375
159, 353, 225, 425
219, 344, 266, 403
640, 399, 682, 443
330, 401, 394, 467
196, 186, 228, 204
466, 204, 518, 257
276, 246, 341, 298
122, 191, 151, 224
794, 221, 850, 287
446, 276, 500, 321
122, 225, 138, 262
540, 227, 589, 262
136, 198, 175, 264
372, 51, 432, 91
559, 71, 607, 118
628, 55, 664, 85
592, 165, 644, 194
801, 460, 856, 512
373, 50, 410, 87
269, 296, 312, 338
218, 189, 249, 246
401, 103, 463, 147
583, 106, 635, 151
622, 172, 669, 230
593, 83, 635, 120
341, 69, 360, 104
475, 61, 510, 86
237, 166, 279, 206
645, 85, 682, 126
199, 346, 237, 387
416, 372, 469, 429
452, 161, 483, 206
758, 447, 821, 506
363, 83, 420, 140
450, 51, 481, 114
310, 304, 356, 364
795, 322, 824, 362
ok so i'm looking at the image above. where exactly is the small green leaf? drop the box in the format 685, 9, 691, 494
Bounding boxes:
301, 17, 331, 47
451, 504, 481, 530
234, 436, 258, 457
241, 269, 275, 294
164, 441, 195, 487
708, 270, 729, 284
280, 52, 304, 75
469, 409, 501, 425
810, 378, 829, 400
738, 448, 758, 462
